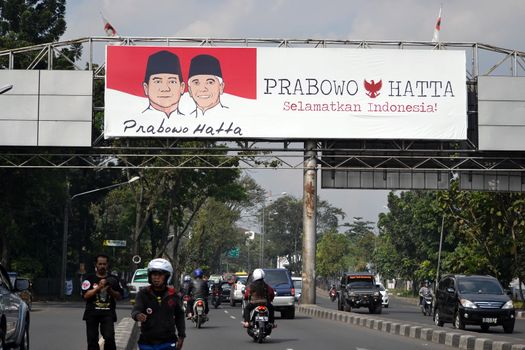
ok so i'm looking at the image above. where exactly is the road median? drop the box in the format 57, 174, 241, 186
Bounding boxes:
297, 304, 525, 350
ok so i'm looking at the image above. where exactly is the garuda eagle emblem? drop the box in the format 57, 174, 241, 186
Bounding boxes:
364, 79, 382, 98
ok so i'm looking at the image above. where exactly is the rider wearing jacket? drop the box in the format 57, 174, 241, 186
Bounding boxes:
190, 268, 209, 316
418, 281, 432, 305
131, 258, 186, 350
242, 268, 276, 328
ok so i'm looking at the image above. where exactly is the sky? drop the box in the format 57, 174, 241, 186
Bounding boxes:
60, 0, 525, 227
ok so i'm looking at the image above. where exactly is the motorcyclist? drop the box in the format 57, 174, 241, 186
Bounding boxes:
190, 268, 209, 318
179, 275, 193, 317
131, 258, 185, 350
211, 281, 223, 304
181, 275, 192, 293
242, 268, 276, 328
328, 284, 337, 300
418, 281, 432, 305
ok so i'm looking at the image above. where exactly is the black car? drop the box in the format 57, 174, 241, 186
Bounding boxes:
337, 272, 382, 314
433, 274, 515, 333
1, 264, 31, 349
210, 281, 231, 302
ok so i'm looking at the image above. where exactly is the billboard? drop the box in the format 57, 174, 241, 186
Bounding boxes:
105, 46, 467, 140
478, 76, 525, 151
0, 70, 92, 147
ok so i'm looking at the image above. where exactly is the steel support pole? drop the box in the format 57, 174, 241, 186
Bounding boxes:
302, 140, 317, 304
60, 198, 70, 299
435, 214, 445, 291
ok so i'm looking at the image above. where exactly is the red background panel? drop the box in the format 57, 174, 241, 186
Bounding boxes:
106, 46, 257, 99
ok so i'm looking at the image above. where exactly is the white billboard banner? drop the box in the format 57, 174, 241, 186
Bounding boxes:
105, 46, 467, 140
0, 70, 93, 147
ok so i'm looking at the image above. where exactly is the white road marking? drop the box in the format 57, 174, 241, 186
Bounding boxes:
230, 315, 236, 319
356, 348, 370, 350
224, 310, 229, 314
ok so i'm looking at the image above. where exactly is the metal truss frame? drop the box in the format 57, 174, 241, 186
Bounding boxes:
1, 37, 525, 171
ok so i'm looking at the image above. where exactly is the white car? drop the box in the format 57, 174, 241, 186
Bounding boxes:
376, 282, 389, 308
292, 277, 302, 302
230, 275, 248, 306
128, 268, 149, 304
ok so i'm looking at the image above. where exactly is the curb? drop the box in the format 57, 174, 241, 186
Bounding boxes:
115, 317, 139, 350
392, 295, 525, 320
297, 304, 525, 350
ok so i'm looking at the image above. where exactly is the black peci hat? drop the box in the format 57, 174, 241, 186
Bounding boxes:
188, 54, 222, 79
144, 50, 183, 83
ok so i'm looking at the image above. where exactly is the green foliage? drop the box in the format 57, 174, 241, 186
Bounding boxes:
262, 195, 345, 274
316, 231, 350, 278
344, 217, 376, 272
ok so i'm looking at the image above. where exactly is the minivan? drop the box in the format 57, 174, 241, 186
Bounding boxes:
433, 274, 515, 333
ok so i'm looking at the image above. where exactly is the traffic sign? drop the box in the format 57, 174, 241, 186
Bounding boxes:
228, 247, 240, 258
103, 239, 127, 247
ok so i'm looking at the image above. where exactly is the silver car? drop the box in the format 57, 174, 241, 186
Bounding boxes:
0, 264, 30, 349
376, 282, 389, 308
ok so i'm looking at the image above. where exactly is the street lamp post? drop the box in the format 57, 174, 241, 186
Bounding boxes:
0, 84, 13, 94
59, 176, 140, 299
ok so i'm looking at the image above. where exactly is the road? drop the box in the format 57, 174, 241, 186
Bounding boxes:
315, 290, 525, 344
30, 301, 132, 350
31, 300, 455, 350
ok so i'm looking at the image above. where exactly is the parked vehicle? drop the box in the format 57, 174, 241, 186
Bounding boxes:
230, 274, 248, 306
246, 305, 273, 343
127, 268, 149, 304
376, 282, 389, 308
243, 268, 295, 319
433, 274, 515, 333
337, 273, 382, 314
1, 264, 31, 349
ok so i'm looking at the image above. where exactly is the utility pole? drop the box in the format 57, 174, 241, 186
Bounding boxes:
302, 141, 317, 304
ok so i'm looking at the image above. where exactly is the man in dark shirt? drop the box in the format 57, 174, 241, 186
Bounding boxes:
81, 254, 123, 350
190, 268, 209, 317
132, 258, 186, 350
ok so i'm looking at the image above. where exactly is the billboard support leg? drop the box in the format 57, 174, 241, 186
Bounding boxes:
302, 140, 317, 304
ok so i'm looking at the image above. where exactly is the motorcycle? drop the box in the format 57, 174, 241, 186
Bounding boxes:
212, 288, 221, 309
191, 298, 207, 328
182, 294, 192, 317
247, 305, 273, 343
421, 293, 433, 316
329, 286, 337, 302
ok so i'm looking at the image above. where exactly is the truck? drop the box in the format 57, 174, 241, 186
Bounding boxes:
337, 272, 382, 314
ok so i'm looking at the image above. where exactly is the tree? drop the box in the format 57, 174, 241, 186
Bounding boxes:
438, 187, 525, 288
344, 217, 376, 272
263, 195, 345, 274
377, 191, 444, 291
316, 231, 350, 282
0, 0, 81, 70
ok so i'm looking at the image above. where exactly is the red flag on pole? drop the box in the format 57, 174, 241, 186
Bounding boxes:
101, 12, 117, 37
432, 6, 442, 43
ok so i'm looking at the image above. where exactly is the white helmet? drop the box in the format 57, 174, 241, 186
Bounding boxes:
253, 268, 265, 281
147, 258, 173, 284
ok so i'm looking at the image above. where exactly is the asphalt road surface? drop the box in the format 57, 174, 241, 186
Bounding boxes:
31, 300, 456, 350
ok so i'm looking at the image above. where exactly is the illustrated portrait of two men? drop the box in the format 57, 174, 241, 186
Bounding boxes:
142, 50, 228, 119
